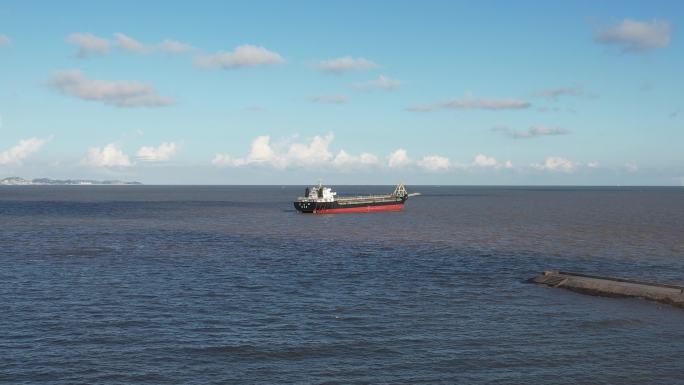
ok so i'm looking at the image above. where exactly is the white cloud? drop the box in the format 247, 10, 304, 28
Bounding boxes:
387, 148, 411, 168
195, 44, 284, 69
84, 143, 132, 167
0, 137, 49, 166
68, 32, 195, 57
309, 94, 347, 104
418, 155, 451, 172
242, 135, 280, 166
587, 161, 599, 168
353, 75, 401, 91
49, 70, 173, 108
159, 39, 194, 54
531, 157, 577, 173
286, 134, 334, 166
315, 56, 379, 73
625, 162, 639, 173
213, 135, 286, 168
213, 134, 386, 169
473, 154, 498, 168
66, 32, 110, 57
212, 154, 239, 167
594, 19, 672, 52
212, 135, 519, 174
114, 34, 194, 55
470, 154, 513, 170
0, 34, 11, 46
404, 104, 436, 112
535, 85, 585, 101
333, 150, 379, 168
494, 125, 569, 139
406, 94, 530, 111
137, 142, 178, 161
436, 98, 530, 110
114, 32, 150, 53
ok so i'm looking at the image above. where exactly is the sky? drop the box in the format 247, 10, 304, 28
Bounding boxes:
0, 0, 682, 185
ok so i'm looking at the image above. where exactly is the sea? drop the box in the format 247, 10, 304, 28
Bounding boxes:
1, 185, 684, 385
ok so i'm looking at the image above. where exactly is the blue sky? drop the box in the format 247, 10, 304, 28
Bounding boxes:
1, 0, 682, 185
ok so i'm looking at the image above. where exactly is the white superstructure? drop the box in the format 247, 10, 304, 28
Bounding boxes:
302, 182, 337, 202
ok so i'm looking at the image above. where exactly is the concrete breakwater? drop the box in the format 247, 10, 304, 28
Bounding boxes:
530, 271, 684, 309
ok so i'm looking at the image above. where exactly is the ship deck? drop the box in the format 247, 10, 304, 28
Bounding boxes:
296, 194, 403, 205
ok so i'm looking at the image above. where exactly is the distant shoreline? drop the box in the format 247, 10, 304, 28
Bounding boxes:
0, 177, 142, 186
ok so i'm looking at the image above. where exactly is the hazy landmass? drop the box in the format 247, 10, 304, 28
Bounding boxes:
0, 177, 142, 185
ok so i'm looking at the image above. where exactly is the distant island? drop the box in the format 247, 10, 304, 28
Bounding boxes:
0, 177, 142, 186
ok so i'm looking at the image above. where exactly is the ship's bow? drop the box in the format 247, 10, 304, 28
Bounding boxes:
294, 200, 315, 213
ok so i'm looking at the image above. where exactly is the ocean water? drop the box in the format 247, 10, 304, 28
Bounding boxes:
1, 185, 684, 384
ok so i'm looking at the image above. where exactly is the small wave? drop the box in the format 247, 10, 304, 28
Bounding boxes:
578, 318, 644, 330
185, 342, 401, 360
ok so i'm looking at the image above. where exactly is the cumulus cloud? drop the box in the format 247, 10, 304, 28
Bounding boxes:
472, 154, 498, 168
137, 142, 178, 161
66, 32, 110, 57
353, 75, 401, 91
315, 56, 379, 73
211, 134, 526, 174
469, 154, 513, 169
418, 155, 451, 171
387, 148, 411, 168
531, 157, 577, 173
212, 135, 521, 174
114, 32, 150, 53
195, 44, 285, 69
213, 134, 384, 170
84, 143, 132, 167
286, 134, 334, 166
594, 19, 672, 52
406, 94, 530, 112
309, 94, 347, 104
49, 70, 173, 108
213, 134, 333, 169
333, 150, 379, 168
232, 135, 281, 167
0, 137, 49, 166
494, 125, 569, 139
159, 39, 195, 54
0, 34, 11, 47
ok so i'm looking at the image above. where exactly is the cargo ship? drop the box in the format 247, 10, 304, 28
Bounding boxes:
294, 183, 418, 214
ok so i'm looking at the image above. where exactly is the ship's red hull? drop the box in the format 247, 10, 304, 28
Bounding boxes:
314, 203, 404, 214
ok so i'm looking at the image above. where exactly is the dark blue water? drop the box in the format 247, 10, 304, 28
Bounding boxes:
2, 186, 684, 384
